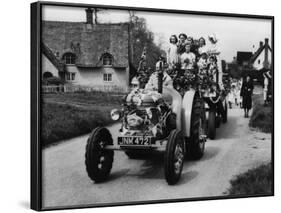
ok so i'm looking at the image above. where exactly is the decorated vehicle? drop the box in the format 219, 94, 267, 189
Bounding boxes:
201, 82, 228, 140
85, 61, 207, 185
171, 62, 228, 139
85, 44, 228, 184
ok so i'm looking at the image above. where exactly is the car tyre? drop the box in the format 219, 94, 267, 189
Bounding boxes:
188, 95, 206, 160
222, 100, 228, 123
85, 127, 114, 183
164, 129, 185, 185
208, 110, 216, 140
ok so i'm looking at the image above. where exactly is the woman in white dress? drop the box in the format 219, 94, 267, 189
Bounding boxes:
237, 78, 243, 108
198, 37, 207, 56
167, 35, 180, 69
228, 83, 236, 108
263, 70, 271, 105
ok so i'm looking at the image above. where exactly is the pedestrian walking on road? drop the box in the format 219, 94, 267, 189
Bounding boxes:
263, 70, 272, 106
240, 76, 253, 118
228, 84, 236, 109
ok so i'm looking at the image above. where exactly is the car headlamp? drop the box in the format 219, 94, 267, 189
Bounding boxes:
110, 109, 121, 121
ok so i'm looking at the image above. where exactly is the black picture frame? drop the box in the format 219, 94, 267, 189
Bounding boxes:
31, 1, 274, 211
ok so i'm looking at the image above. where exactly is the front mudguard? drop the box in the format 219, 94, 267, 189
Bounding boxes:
181, 89, 196, 138
163, 87, 182, 131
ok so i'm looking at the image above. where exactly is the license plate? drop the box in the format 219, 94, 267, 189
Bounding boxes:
118, 137, 152, 146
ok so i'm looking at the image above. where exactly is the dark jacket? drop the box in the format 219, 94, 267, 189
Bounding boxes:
240, 81, 254, 109
240, 81, 253, 97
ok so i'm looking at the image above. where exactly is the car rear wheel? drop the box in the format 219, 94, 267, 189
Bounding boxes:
222, 100, 228, 123
188, 94, 206, 160
208, 110, 216, 140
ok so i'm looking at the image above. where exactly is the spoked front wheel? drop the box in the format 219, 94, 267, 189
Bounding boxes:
85, 127, 114, 183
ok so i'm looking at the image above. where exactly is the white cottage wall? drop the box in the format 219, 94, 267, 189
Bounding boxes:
42, 54, 59, 78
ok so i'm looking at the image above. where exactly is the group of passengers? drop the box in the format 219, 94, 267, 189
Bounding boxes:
166, 33, 221, 91
132, 33, 222, 95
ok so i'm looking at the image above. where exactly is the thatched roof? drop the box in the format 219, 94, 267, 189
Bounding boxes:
42, 21, 130, 68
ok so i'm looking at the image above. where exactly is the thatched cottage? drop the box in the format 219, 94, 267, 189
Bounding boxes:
42, 8, 131, 92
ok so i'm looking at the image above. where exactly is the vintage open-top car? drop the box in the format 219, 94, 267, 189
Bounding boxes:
85, 74, 207, 184
85, 44, 229, 184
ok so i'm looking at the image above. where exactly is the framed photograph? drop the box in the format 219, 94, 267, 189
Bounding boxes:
31, 1, 274, 211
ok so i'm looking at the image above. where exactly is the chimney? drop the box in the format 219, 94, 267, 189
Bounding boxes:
264, 38, 269, 69
85, 8, 93, 24
259, 41, 263, 48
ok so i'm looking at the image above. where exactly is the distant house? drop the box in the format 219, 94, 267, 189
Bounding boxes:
226, 38, 272, 80
251, 38, 272, 70
42, 8, 131, 92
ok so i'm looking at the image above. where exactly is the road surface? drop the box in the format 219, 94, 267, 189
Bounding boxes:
42, 98, 271, 209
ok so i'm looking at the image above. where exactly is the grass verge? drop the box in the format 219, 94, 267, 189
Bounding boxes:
42, 92, 123, 147
228, 163, 273, 195
249, 94, 272, 133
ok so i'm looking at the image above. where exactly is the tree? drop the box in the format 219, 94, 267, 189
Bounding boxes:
128, 13, 164, 82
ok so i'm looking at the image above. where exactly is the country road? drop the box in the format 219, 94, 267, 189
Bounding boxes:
42, 95, 271, 209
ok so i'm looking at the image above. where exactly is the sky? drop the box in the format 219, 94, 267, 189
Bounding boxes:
42, 5, 272, 62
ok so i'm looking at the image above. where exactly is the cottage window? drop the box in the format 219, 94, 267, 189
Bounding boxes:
102, 53, 113, 66
103, 73, 112, 82
43, 71, 53, 79
63, 52, 76, 65
66, 73, 70, 81
258, 59, 261, 64
71, 73, 75, 81
66, 72, 75, 81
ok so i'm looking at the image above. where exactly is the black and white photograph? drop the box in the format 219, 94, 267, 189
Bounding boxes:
31, 1, 273, 211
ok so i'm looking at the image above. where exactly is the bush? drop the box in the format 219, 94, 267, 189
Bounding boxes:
249, 94, 272, 133
228, 163, 273, 195
42, 76, 64, 85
